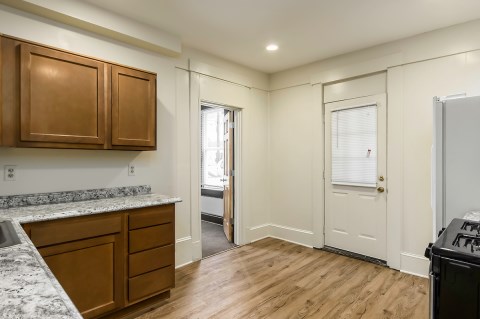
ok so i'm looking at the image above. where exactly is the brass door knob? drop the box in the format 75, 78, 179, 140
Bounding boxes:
377, 187, 385, 193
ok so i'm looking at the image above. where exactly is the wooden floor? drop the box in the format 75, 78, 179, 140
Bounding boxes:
138, 238, 428, 319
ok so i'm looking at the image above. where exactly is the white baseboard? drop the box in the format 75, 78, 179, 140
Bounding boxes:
400, 252, 429, 278
175, 260, 194, 269
248, 224, 271, 243
175, 236, 193, 268
191, 239, 202, 261
248, 223, 314, 248
270, 224, 314, 248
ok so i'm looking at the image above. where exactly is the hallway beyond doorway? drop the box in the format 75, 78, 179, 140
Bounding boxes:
201, 221, 236, 257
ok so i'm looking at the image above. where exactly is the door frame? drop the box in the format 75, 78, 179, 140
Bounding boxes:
312, 68, 402, 271
190, 95, 243, 260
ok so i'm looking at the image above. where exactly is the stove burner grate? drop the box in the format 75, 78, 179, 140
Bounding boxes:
453, 233, 480, 253
461, 221, 480, 235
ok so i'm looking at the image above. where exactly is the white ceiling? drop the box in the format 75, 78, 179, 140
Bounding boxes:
82, 0, 480, 74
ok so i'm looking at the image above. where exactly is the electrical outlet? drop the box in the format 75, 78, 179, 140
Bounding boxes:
4, 165, 16, 181
128, 163, 135, 176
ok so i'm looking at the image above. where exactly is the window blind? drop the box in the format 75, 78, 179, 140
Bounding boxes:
201, 107, 224, 189
201, 110, 206, 187
331, 104, 377, 187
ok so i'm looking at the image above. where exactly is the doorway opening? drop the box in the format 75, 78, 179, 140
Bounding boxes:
200, 103, 237, 258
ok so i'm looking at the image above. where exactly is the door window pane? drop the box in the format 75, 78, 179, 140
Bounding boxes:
201, 108, 224, 188
331, 104, 377, 187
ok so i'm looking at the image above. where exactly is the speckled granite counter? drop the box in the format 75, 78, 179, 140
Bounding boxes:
0, 188, 181, 319
1, 193, 181, 223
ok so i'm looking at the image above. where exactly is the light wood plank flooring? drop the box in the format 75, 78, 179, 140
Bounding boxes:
138, 238, 428, 319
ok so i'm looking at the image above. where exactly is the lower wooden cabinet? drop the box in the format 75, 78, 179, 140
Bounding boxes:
39, 234, 123, 318
126, 205, 175, 305
22, 204, 175, 319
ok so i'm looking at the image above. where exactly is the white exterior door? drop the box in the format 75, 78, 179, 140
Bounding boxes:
324, 94, 387, 261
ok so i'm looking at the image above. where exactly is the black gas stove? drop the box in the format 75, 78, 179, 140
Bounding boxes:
426, 218, 480, 319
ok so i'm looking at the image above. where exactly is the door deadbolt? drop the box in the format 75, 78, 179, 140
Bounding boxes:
379, 176, 384, 181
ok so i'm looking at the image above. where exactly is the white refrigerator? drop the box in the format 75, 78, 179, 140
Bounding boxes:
433, 95, 480, 238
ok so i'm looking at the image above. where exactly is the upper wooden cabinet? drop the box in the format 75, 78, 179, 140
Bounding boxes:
20, 43, 106, 145
111, 66, 156, 148
0, 35, 156, 151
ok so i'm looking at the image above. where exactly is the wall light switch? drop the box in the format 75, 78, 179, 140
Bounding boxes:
4, 165, 16, 181
128, 163, 135, 176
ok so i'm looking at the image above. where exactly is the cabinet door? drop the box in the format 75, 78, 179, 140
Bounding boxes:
39, 234, 124, 319
20, 43, 106, 145
111, 66, 156, 148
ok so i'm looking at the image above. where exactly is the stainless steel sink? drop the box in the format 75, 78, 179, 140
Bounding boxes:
0, 220, 21, 248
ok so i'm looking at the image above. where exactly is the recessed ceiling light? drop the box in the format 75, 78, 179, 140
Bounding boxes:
266, 44, 278, 51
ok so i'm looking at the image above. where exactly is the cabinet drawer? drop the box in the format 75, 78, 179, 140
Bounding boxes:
129, 223, 173, 253
30, 214, 122, 248
129, 266, 174, 302
129, 245, 174, 277
128, 204, 174, 230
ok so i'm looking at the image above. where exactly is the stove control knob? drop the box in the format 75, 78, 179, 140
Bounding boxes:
424, 243, 433, 259
377, 187, 385, 193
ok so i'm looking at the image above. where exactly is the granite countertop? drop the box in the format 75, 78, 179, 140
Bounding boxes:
1, 193, 181, 224
0, 187, 181, 319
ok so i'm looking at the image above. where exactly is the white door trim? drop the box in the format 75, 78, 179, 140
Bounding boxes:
189, 72, 202, 262
315, 70, 401, 270
312, 83, 325, 248
189, 73, 245, 261
385, 66, 404, 270
233, 110, 244, 245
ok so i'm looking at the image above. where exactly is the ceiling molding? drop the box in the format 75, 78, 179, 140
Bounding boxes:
0, 0, 181, 57
310, 53, 403, 86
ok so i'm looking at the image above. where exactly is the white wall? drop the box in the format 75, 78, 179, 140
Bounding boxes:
270, 19, 480, 91
0, 4, 176, 196
0, 0, 181, 56
0, 4, 270, 268
269, 85, 315, 245
389, 52, 480, 275
244, 88, 270, 241
170, 40, 271, 266
201, 196, 223, 217
4, 1, 480, 277
268, 19, 480, 277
